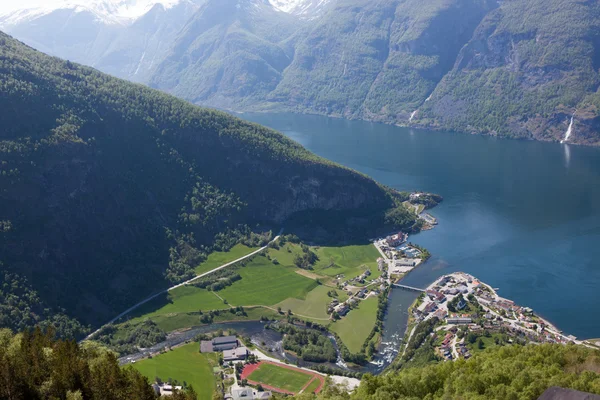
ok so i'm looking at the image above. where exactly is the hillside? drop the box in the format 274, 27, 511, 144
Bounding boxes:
0, 31, 410, 337
4, 0, 600, 145
415, 0, 600, 145
300, 344, 600, 400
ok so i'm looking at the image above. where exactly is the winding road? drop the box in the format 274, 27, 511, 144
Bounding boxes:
84, 234, 281, 341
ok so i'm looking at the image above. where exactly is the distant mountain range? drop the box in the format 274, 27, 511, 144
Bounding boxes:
2, 0, 599, 145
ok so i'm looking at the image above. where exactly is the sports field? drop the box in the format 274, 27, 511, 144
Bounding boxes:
331, 296, 379, 353
195, 244, 258, 274
131, 343, 218, 400
242, 361, 323, 394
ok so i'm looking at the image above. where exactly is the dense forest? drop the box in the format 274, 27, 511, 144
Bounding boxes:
0, 31, 413, 337
0, 328, 197, 399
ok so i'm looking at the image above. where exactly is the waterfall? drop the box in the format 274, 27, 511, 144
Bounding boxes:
561, 112, 575, 144
409, 110, 417, 122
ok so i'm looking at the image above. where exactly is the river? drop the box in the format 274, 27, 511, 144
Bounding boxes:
242, 112, 600, 340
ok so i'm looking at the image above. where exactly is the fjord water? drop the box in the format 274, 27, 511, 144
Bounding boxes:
244, 113, 600, 340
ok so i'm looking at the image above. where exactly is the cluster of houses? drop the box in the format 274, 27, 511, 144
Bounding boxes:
328, 286, 379, 319
375, 233, 424, 276
414, 273, 578, 363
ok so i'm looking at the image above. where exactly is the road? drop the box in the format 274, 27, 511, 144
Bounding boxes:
84, 234, 281, 341
400, 325, 417, 360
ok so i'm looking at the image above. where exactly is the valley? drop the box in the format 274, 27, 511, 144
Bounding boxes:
1, 1, 600, 399
3, 0, 600, 145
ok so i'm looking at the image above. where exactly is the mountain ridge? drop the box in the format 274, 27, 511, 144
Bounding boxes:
0, 30, 412, 336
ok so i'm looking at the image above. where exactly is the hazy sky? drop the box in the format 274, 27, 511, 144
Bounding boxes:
0, 0, 48, 14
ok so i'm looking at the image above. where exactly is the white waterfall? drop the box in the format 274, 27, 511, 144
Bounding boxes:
561, 112, 575, 144
409, 110, 417, 122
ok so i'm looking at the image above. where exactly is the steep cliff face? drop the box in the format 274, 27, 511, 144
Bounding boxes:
0, 31, 402, 330
416, 0, 600, 145
149, 0, 300, 108
266, 0, 496, 122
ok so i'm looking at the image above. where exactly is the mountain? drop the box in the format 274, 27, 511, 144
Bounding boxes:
149, 0, 301, 108
0, 31, 411, 336
4, 0, 599, 145
415, 0, 600, 145
0, 0, 204, 83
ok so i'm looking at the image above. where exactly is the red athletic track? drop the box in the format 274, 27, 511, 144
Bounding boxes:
241, 361, 325, 394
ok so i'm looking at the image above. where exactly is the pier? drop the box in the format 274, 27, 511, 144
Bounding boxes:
392, 283, 425, 292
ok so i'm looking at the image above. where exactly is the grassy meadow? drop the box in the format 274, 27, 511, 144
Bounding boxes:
331, 296, 379, 353
194, 244, 258, 275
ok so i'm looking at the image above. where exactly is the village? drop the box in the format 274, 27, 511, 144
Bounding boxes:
412, 272, 581, 362
326, 230, 427, 320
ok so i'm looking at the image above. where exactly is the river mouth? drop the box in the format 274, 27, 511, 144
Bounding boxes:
240, 111, 600, 340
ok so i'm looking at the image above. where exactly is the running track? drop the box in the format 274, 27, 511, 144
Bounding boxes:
241, 361, 325, 395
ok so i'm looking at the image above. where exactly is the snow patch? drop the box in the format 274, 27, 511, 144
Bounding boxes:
269, 0, 331, 16
0, 0, 185, 27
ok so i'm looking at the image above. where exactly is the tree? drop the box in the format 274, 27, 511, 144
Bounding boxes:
477, 338, 484, 350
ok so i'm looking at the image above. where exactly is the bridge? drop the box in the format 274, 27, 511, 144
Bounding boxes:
392, 283, 426, 293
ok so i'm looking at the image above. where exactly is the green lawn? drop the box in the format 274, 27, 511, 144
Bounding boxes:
275, 285, 347, 320
312, 244, 381, 280
131, 343, 218, 400
218, 256, 318, 306
331, 297, 379, 353
304, 377, 321, 394
195, 244, 259, 275
247, 363, 312, 393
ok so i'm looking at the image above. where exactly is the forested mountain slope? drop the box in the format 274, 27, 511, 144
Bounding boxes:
4, 0, 600, 145
0, 31, 407, 336
149, 0, 301, 109
415, 0, 600, 145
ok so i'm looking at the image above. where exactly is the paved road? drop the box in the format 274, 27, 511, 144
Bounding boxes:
84, 234, 280, 341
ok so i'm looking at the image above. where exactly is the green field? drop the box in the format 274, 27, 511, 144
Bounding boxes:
275, 285, 347, 320
131, 343, 218, 400
195, 244, 259, 275
218, 256, 318, 306
331, 297, 379, 353
312, 244, 381, 280
267, 243, 303, 266
247, 363, 312, 393
304, 377, 321, 394
128, 286, 225, 324
125, 255, 317, 331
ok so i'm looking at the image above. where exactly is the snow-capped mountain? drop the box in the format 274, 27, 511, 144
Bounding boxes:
0, 0, 187, 28
0, 0, 203, 82
269, 0, 332, 17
